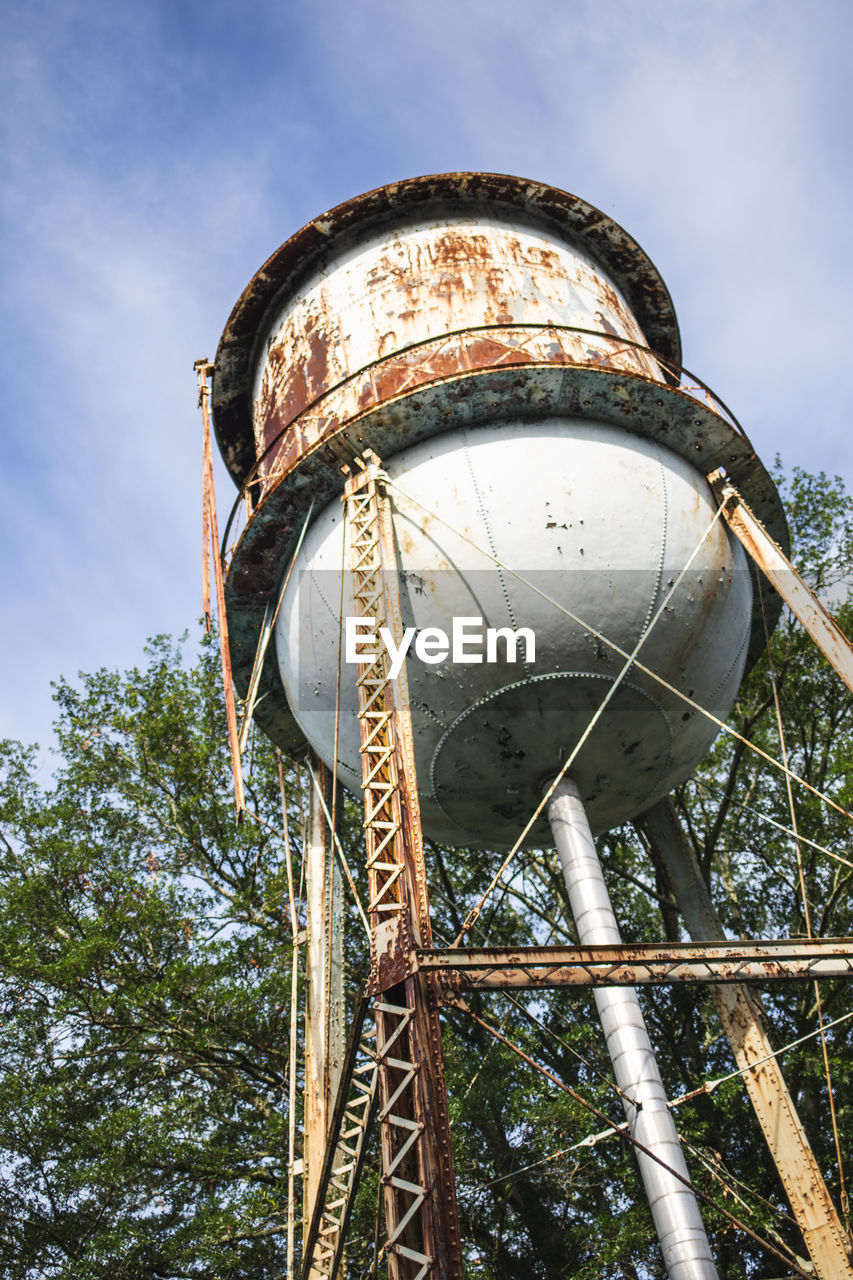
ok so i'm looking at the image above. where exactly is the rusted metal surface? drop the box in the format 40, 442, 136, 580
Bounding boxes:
640, 797, 853, 1280
212, 173, 683, 485
710, 470, 853, 696
242, 325, 712, 498
418, 939, 853, 995
252, 218, 664, 468
211, 176, 788, 771
236, 498, 313, 755
345, 458, 416, 990
345, 457, 463, 1280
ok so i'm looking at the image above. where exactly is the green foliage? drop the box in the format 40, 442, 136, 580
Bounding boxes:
0, 635, 310, 1278
2, 466, 853, 1279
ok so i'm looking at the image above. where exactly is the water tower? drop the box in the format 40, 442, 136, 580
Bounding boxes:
207, 174, 853, 1280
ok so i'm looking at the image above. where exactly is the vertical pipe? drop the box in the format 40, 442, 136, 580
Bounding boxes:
640, 797, 853, 1280
303, 757, 345, 1270
303, 759, 328, 1248
326, 819, 345, 1166
546, 778, 718, 1280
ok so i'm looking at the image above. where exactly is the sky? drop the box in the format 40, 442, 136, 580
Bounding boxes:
2, 0, 852, 757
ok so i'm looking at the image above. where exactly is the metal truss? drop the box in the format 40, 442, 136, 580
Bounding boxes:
340, 453, 464, 1280
344, 457, 414, 989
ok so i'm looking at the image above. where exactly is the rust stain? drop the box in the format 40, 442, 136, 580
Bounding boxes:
594, 309, 620, 338
252, 323, 680, 513
304, 315, 331, 390
431, 230, 493, 266
511, 237, 562, 271
597, 278, 628, 323
251, 221, 670, 481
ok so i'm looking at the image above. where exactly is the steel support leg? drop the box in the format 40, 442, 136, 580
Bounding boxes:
708, 469, 853, 696
547, 778, 718, 1280
640, 797, 853, 1280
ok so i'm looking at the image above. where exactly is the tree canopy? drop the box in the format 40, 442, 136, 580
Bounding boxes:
1, 466, 852, 1279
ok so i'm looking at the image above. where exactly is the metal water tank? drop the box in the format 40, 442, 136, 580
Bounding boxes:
213, 173, 786, 844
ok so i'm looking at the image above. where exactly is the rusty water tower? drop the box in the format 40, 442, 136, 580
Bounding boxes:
207, 175, 853, 1280
214, 174, 784, 835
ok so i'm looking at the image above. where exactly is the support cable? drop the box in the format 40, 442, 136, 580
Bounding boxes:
505, 990, 642, 1110
758, 579, 851, 1235
670, 1006, 853, 1105
202, 419, 212, 633
296, 760, 307, 908
679, 1139, 809, 1272
487, 1125, 808, 1275
690, 775, 853, 870
241, 777, 369, 937
330, 500, 347, 842
456, 1001, 811, 1279
325, 509, 349, 1072
385, 478, 853, 831
435, 926, 636, 1109
483, 1004, 853, 1183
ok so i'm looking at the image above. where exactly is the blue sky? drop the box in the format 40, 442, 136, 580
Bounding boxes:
2, 0, 852, 754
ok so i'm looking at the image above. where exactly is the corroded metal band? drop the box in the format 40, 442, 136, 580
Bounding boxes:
222, 360, 787, 757
221, 324, 742, 534
225, 324, 677, 513
212, 172, 683, 485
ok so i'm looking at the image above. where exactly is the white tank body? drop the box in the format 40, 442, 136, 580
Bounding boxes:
252, 212, 664, 473
275, 419, 752, 845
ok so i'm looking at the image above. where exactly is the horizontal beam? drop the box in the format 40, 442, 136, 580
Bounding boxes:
416, 939, 853, 993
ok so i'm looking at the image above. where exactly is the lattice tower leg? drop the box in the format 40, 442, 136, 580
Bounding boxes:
344, 454, 464, 1280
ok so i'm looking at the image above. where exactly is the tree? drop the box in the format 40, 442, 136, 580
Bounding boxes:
1, 466, 852, 1279
0, 636, 306, 1278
